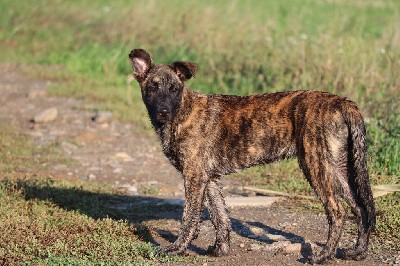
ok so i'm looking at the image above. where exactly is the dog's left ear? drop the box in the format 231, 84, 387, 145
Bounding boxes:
170, 61, 197, 82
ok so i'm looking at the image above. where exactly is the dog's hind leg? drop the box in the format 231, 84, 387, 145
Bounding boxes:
205, 177, 231, 256
299, 152, 345, 264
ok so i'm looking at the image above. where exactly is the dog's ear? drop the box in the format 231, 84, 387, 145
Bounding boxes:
170, 61, 197, 82
129, 49, 153, 83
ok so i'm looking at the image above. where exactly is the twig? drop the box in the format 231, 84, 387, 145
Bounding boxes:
243, 186, 316, 200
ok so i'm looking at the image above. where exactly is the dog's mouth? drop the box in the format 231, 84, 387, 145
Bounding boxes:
156, 111, 171, 124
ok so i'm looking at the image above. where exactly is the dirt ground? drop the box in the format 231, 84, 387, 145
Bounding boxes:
0, 64, 398, 265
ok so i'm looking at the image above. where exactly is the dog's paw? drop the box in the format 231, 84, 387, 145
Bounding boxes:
307, 251, 333, 264
343, 248, 367, 261
207, 242, 230, 257
156, 244, 188, 256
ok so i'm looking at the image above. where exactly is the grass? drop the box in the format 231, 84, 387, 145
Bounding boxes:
0, 124, 198, 265
0, 0, 399, 260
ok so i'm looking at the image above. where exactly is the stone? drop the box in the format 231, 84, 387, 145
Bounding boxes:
263, 241, 291, 252
74, 132, 99, 142
119, 184, 138, 195
115, 152, 134, 162
248, 243, 263, 251
282, 243, 302, 254
92, 111, 113, 123
27, 89, 47, 99
32, 107, 58, 123
113, 168, 123, 174
87, 173, 97, 180
259, 233, 286, 241
249, 226, 264, 235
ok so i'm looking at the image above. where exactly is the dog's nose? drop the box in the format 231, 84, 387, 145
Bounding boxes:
158, 109, 169, 117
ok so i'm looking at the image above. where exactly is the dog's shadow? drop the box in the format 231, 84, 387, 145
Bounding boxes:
15, 179, 327, 262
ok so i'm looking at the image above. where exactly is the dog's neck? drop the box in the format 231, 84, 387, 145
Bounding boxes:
154, 87, 195, 166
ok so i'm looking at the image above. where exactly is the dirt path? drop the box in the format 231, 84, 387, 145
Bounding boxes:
0, 64, 397, 265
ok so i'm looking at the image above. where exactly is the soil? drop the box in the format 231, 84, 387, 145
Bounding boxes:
0, 64, 398, 265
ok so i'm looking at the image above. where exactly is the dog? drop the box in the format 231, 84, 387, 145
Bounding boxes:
128, 49, 375, 264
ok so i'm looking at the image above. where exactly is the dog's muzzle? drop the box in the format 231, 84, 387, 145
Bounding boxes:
156, 109, 170, 123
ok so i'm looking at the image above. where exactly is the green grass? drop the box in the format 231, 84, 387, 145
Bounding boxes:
0, 124, 198, 265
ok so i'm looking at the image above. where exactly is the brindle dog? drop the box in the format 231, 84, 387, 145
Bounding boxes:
128, 49, 375, 264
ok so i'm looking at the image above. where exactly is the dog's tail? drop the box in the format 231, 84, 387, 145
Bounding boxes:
343, 103, 376, 231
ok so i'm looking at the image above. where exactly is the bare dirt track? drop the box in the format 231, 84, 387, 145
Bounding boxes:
0, 64, 398, 265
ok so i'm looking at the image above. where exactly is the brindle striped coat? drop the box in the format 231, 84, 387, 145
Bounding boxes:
129, 49, 375, 264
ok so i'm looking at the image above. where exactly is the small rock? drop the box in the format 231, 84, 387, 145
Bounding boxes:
239, 243, 245, 248
282, 243, 302, 254
88, 173, 97, 180
248, 243, 263, 251
250, 226, 264, 235
259, 233, 286, 241
263, 241, 291, 252
74, 132, 99, 142
115, 152, 134, 162
88, 166, 103, 172
120, 184, 138, 195
92, 111, 113, 123
27, 89, 47, 99
32, 107, 58, 123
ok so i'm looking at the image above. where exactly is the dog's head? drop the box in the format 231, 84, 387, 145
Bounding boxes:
129, 49, 197, 126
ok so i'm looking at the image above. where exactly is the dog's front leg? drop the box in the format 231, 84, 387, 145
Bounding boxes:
206, 177, 231, 256
157, 171, 208, 256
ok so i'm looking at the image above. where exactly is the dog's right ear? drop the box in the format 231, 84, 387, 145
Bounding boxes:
129, 49, 153, 83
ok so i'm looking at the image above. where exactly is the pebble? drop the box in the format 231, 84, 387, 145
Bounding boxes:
92, 111, 113, 123
239, 243, 245, 248
115, 152, 134, 162
88, 173, 97, 180
282, 243, 302, 254
248, 243, 263, 251
119, 184, 138, 195
27, 89, 47, 99
259, 233, 286, 241
263, 241, 291, 252
32, 107, 58, 123
249, 226, 264, 235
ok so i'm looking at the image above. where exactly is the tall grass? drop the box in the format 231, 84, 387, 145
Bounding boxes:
0, 0, 398, 176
